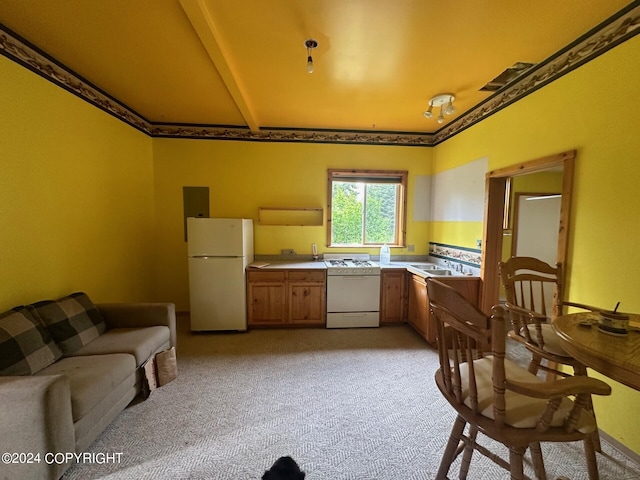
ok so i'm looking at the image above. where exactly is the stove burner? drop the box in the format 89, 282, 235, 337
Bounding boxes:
328, 260, 348, 267
352, 260, 373, 267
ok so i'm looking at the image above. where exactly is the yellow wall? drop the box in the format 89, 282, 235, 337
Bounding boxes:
0, 55, 156, 309
430, 221, 483, 249
433, 35, 640, 453
152, 139, 431, 309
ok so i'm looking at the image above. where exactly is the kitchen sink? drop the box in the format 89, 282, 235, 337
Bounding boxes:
406, 263, 454, 276
409, 263, 444, 270
423, 269, 452, 276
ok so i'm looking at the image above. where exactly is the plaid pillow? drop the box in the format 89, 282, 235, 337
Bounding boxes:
0, 306, 63, 375
30, 292, 106, 355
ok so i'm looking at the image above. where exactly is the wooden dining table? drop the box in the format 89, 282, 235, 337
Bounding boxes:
552, 311, 640, 391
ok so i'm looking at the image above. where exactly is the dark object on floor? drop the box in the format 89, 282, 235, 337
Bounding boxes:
262, 456, 306, 480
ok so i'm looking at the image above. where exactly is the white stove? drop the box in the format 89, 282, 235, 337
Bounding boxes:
323, 254, 381, 328
324, 254, 380, 276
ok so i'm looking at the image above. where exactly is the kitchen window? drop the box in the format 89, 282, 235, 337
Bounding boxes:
327, 169, 407, 247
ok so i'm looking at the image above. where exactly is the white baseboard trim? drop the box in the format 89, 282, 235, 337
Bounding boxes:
599, 429, 640, 465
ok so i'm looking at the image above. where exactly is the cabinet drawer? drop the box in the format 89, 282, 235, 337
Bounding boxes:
288, 271, 326, 283
247, 271, 286, 282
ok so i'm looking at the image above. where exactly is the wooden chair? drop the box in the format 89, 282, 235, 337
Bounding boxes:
426, 278, 611, 480
499, 256, 603, 452
499, 256, 601, 379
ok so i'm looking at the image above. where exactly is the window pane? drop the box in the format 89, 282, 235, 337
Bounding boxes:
331, 181, 363, 245
364, 184, 397, 244
328, 169, 406, 247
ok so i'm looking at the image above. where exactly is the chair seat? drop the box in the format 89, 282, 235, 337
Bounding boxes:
459, 356, 596, 433
520, 323, 572, 357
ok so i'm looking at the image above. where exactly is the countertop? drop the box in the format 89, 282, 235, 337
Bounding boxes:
247, 259, 479, 278
379, 261, 413, 270
247, 260, 327, 270
383, 261, 479, 279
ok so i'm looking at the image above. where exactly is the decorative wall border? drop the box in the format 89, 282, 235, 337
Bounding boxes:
1, 1, 639, 146
432, 1, 640, 145
149, 124, 434, 146
429, 242, 482, 267
0, 23, 433, 146
0, 26, 150, 134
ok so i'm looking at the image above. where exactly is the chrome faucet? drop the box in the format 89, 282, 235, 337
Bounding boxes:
449, 262, 462, 273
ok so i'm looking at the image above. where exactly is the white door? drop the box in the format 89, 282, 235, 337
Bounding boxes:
514, 194, 561, 313
515, 194, 561, 265
188, 257, 247, 331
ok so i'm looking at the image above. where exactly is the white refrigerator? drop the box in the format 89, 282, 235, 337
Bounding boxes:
187, 217, 254, 331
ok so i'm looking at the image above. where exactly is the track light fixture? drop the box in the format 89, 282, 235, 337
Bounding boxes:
423, 94, 456, 124
305, 39, 318, 74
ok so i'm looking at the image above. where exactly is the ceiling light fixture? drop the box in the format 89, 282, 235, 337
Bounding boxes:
423, 94, 456, 124
423, 104, 433, 119
305, 39, 318, 74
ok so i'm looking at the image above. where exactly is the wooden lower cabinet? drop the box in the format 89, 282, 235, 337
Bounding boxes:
288, 284, 325, 324
247, 267, 478, 338
247, 278, 286, 326
407, 273, 480, 346
380, 269, 406, 324
247, 269, 326, 326
407, 274, 430, 340
288, 271, 326, 324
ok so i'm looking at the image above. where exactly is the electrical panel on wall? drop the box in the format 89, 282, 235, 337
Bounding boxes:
183, 186, 210, 241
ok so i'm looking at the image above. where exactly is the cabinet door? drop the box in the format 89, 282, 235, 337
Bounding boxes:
423, 277, 480, 346
422, 282, 437, 345
440, 278, 480, 307
380, 270, 406, 323
247, 271, 287, 325
407, 274, 429, 338
289, 283, 326, 324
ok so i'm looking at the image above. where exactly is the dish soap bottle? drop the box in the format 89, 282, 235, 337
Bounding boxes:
380, 244, 391, 264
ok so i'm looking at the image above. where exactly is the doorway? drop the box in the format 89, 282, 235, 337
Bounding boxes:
512, 192, 561, 263
479, 150, 575, 314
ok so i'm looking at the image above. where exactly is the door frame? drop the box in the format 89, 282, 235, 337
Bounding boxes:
479, 150, 576, 314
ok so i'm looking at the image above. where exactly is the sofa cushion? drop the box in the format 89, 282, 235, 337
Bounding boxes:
67, 326, 171, 367
30, 292, 106, 355
36, 353, 136, 422
0, 306, 63, 375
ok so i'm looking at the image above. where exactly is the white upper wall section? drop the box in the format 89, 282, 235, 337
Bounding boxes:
431, 157, 487, 222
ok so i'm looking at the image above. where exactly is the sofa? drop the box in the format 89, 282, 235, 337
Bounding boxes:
0, 292, 176, 480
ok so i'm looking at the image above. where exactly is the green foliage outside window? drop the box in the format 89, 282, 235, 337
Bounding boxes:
331, 181, 397, 245
365, 184, 397, 243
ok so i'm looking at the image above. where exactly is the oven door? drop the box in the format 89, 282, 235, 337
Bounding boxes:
326, 275, 380, 312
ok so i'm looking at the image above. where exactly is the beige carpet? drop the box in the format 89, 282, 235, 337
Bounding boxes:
62, 319, 640, 479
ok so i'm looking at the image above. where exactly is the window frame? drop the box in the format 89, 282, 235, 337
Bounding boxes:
326, 169, 408, 248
